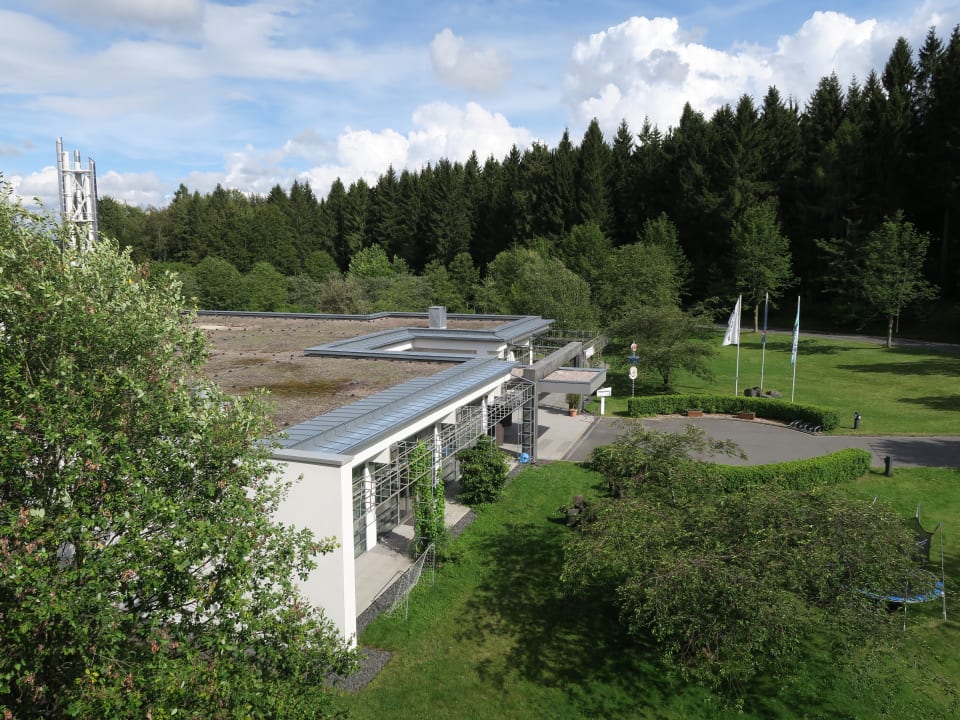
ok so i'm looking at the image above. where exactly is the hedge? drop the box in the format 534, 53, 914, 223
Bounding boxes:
625, 394, 840, 430
706, 448, 872, 493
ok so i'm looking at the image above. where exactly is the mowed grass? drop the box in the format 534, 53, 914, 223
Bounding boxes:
598, 331, 960, 435
341, 463, 960, 719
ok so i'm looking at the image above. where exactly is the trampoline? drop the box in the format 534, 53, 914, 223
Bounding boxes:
861, 573, 944, 604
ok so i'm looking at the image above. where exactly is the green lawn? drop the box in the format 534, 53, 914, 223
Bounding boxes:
596, 331, 960, 435
341, 463, 960, 719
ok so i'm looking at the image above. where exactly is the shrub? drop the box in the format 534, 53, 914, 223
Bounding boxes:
457, 435, 509, 505
708, 448, 872, 492
626, 394, 840, 430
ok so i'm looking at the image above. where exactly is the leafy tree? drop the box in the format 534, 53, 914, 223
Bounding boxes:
365, 274, 430, 313
314, 274, 367, 313
286, 274, 325, 311
609, 305, 716, 388
97, 196, 148, 261
347, 243, 394, 279
303, 249, 339, 281
241, 261, 288, 311
565, 425, 936, 694
731, 198, 794, 330
0, 193, 357, 718
191, 255, 243, 309
557, 221, 612, 288
860, 211, 938, 346
423, 261, 467, 312
478, 248, 597, 330
594, 242, 683, 319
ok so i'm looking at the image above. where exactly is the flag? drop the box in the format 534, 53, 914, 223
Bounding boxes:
761, 292, 769, 347
790, 297, 800, 364
722, 295, 741, 346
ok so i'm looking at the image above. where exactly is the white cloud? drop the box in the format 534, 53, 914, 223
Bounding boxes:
563, 11, 915, 134
430, 28, 512, 92
9, 166, 60, 210
96, 170, 167, 208
299, 101, 533, 193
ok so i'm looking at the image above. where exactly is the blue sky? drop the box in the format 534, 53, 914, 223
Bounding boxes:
2, 0, 958, 209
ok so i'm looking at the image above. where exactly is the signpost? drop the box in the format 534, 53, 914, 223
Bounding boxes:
596, 386, 612, 416
627, 341, 639, 397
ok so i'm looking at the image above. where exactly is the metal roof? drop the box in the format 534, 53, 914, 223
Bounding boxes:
304, 317, 553, 362
276, 357, 517, 456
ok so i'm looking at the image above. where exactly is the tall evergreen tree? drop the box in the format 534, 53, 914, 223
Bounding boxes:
608, 119, 639, 245
553, 129, 579, 233
340, 178, 371, 265
317, 179, 347, 269
575, 119, 611, 229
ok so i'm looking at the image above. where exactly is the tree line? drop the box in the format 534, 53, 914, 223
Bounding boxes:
99, 28, 960, 336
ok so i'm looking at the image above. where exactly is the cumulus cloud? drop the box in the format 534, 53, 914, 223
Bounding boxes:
564, 11, 905, 134
302, 101, 533, 192
9, 167, 61, 210
430, 28, 512, 92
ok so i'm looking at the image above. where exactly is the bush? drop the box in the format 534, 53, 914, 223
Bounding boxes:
708, 448, 872, 492
626, 394, 840, 430
457, 435, 509, 505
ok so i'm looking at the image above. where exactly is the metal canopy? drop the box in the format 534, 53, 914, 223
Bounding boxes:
537, 367, 607, 396
277, 357, 517, 456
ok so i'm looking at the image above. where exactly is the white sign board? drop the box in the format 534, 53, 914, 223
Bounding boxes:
628, 366, 638, 380
596, 387, 612, 397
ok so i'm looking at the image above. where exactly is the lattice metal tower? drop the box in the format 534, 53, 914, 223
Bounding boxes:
56, 137, 99, 250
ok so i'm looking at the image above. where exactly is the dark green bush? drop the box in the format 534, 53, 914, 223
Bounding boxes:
625, 394, 839, 430
457, 435, 509, 505
707, 448, 872, 492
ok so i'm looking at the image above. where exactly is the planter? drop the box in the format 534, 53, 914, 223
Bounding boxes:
685, 409, 703, 417
736, 411, 756, 420
569, 408, 579, 417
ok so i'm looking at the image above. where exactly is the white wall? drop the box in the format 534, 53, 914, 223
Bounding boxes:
274, 458, 357, 644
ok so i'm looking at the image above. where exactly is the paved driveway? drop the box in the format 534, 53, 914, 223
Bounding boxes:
564, 415, 960, 469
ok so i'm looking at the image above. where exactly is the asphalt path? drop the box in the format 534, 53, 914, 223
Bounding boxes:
564, 415, 960, 469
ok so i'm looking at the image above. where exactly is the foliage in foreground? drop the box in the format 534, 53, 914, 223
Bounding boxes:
0, 193, 357, 718
565, 426, 935, 694
348, 463, 958, 719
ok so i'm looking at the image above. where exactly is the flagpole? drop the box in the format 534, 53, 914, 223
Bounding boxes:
790, 296, 800, 402
735, 338, 741, 395
734, 295, 741, 395
759, 292, 768, 391
722, 295, 742, 396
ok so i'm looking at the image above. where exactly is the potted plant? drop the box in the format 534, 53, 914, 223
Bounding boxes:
566, 393, 582, 416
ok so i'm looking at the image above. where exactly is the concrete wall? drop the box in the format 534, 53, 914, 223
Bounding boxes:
274, 457, 358, 644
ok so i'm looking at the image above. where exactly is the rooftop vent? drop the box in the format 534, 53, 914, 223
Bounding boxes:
428, 306, 447, 329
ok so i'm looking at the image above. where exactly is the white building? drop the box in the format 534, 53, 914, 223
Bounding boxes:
264, 310, 606, 642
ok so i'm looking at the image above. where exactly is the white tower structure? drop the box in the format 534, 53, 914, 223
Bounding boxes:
56, 137, 99, 250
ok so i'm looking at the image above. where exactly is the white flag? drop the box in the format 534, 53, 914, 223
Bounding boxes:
790, 297, 800, 364
722, 295, 741, 346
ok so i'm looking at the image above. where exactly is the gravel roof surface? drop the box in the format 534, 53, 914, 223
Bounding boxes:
198, 315, 501, 429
